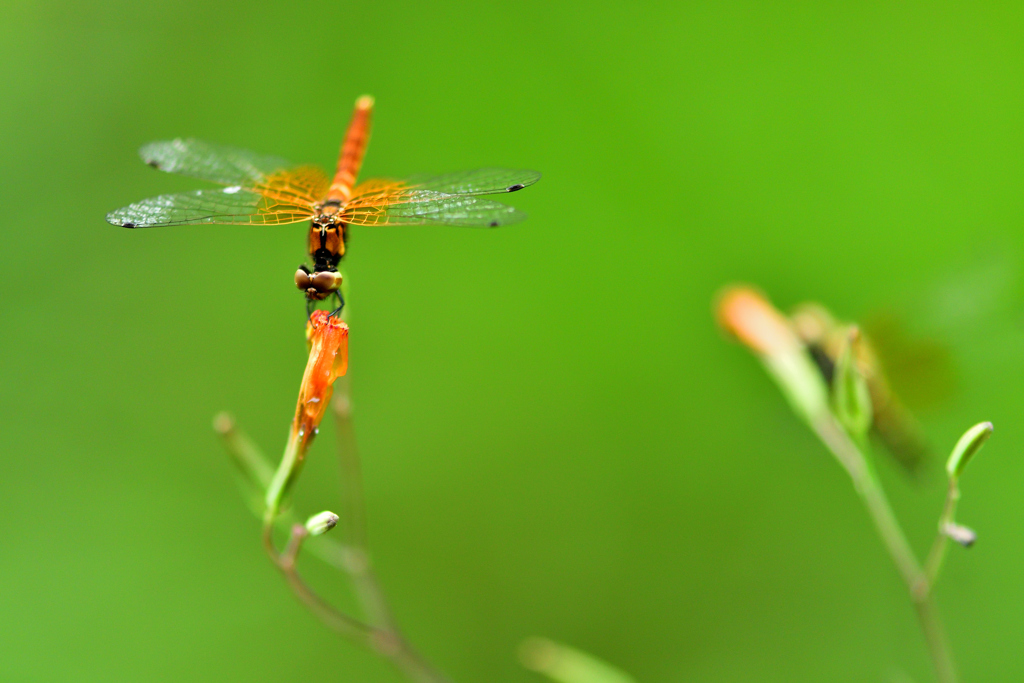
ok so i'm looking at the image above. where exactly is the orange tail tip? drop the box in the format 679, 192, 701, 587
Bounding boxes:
355, 94, 375, 109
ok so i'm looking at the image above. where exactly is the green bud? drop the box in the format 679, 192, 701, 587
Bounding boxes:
946, 421, 993, 480
832, 327, 873, 439
942, 522, 977, 548
305, 510, 340, 536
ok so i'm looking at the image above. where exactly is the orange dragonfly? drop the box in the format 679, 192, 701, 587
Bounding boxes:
106, 96, 540, 315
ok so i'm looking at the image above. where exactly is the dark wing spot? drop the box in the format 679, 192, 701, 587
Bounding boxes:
123, 222, 136, 228
489, 220, 499, 227
507, 184, 526, 192
146, 159, 160, 168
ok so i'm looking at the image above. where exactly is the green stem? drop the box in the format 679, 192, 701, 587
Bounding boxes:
265, 430, 303, 517
331, 386, 451, 683
262, 516, 447, 683
812, 417, 957, 683
924, 480, 960, 588
332, 384, 395, 630
217, 417, 352, 569
334, 379, 368, 550
215, 413, 275, 490
261, 516, 375, 644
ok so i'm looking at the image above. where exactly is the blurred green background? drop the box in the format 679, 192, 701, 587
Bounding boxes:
3, 1, 1024, 680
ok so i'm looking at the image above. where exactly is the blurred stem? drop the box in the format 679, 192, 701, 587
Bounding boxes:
255, 376, 449, 683
330, 380, 450, 683
215, 413, 275, 490
812, 416, 957, 683
261, 514, 447, 683
924, 480, 959, 588
333, 379, 399, 630
520, 637, 638, 683
261, 517, 374, 645
813, 418, 919, 586
334, 377, 367, 550
216, 416, 350, 568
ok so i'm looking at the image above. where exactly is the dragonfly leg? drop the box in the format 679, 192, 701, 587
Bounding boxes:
328, 290, 345, 318
306, 298, 315, 320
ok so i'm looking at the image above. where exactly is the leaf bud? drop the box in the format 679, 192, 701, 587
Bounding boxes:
305, 510, 340, 536
946, 422, 993, 480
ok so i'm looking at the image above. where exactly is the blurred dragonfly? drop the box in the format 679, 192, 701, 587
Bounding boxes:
107, 96, 541, 315
791, 303, 950, 474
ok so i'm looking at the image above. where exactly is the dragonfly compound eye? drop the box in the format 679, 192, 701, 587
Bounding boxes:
295, 268, 314, 290
312, 271, 343, 293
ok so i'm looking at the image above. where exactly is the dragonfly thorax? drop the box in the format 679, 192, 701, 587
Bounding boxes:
307, 213, 347, 279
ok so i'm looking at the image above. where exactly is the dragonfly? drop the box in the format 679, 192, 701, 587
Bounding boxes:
106, 96, 540, 316
791, 302, 935, 475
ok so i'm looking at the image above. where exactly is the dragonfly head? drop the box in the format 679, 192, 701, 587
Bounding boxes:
295, 268, 342, 300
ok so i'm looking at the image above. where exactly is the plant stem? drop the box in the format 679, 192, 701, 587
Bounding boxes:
215, 413, 275, 490
261, 518, 375, 645
265, 430, 303, 517
261, 517, 448, 683
812, 417, 957, 683
924, 480, 959, 587
333, 378, 367, 550
331, 383, 451, 683
218, 417, 355, 569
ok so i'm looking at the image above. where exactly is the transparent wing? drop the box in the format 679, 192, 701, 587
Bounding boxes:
341, 187, 527, 227
106, 187, 315, 228
253, 166, 330, 208
140, 139, 294, 186
403, 168, 541, 196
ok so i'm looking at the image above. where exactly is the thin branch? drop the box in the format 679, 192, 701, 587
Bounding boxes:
330, 384, 452, 683
924, 480, 960, 588
332, 381, 398, 631
261, 516, 446, 683
812, 417, 957, 683
262, 518, 375, 645
333, 377, 368, 550
813, 418, 921, 587
214, 412, 275, 490
224, 308, 450, 683
218, 416, 351, 570
223, 408, 451, 683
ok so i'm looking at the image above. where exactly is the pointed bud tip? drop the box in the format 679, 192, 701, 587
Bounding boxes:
946, 421, 993, 480
305, 510, 340, 536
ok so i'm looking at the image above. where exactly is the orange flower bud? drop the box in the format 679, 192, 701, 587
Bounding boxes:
716, 286, 802, 357
265, 311, 349, 516
716, 285, 829, 422
294, 311, 349, 450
